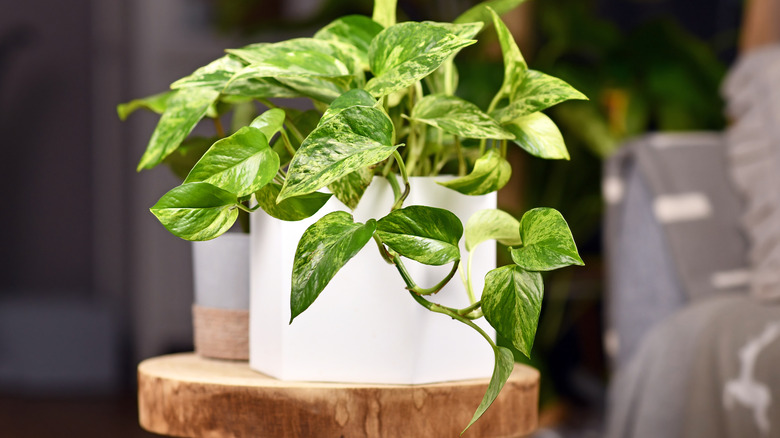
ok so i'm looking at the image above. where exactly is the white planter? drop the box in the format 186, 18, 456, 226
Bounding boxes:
192, 232, 250, 360
250, 177, 496, 384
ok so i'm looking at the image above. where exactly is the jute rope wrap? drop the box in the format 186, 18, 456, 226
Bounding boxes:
192, 304, 249, 360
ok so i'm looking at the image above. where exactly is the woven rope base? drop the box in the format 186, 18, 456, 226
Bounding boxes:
192, 304, 249, 360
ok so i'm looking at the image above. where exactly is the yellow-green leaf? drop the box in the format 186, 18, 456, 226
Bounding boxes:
510, 207, 583, 271
437, 149, 511, 195
150, 182, 238, 241
504, 112, 569, 160
464, 209, 522, 251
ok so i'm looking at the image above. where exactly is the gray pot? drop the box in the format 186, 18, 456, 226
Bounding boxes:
192, 233, 249, 360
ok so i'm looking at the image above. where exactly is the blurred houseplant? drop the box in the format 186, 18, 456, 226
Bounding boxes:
121, 0, 587, 430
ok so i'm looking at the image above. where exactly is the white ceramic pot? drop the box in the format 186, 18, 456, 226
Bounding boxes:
192, 232, 250, 360
249, 177, 496, 384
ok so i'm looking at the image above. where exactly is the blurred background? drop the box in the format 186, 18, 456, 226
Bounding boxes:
0, 0, 745, 436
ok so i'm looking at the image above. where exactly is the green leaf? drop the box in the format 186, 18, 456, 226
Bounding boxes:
137, 87, 220, 171
411, 94, 513, 139
255, 183, 332, 221
372, 0, 397, 28
463, 346, 515, 434
491, 70, 588, 122
170, 55, 244, 91
365, 22, 476, 97
455, 0, 529, 29
272, 110, 321, 165
184, 127, 279, 197
504, 112, 569, 160
161, 136, 215, 181
150, 182, 239, 241
423, 21, 484, 40
464, 209, 522, 251
291, 211, 377, 321
222, 76, 300, 99
437, 149, 511, 195
488, 7, 527, 100
279, 106, 397, 201
226, 39, 359, 103
510, 207, 584, 271
250, 108, 286, 140
376, 206, 462, 266
117, 91, 174, 121
328, 167, 374, 210
481, 265, 543, 356
314, 15, 384, 70
320, 89, 377, 127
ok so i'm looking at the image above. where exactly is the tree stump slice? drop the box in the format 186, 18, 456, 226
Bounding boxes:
138, 353, 539, 438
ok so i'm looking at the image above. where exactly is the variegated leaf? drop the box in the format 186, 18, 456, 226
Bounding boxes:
423, 21, 483, 39
278, 106, 397, 201
170, 55, 245, 91
117, 90, 174, 121
250, 108, 286, 140
488, 8, 527, 100
463, 346, 515, 434
291, 211, 377, 321
504, 112, 569, 160
137, 87, 220, 171
255, 183, 332, 221
464, 208, 522, 251
492, 70, 587, 122
376, 206, 463, 266
222, 76, 300, 99
365, 22, 476, 97
150, 182, 239, 241
481, 265, 543, 357
372, 0, 397, 28
510, 207, 583, 271
314, 15, 384, 70
455, 0, 529, 29
184, 127, 279, 197
411, 94, 513, 139
437, 149, 511, 195
320, 89, 377, 127
328, 167, 374, 210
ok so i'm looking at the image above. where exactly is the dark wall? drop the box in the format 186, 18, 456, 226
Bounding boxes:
0, 0, 93, 296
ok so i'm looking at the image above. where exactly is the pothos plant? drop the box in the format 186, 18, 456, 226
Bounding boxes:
120, 0, 586, 432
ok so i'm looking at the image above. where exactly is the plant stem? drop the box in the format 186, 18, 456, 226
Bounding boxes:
386, 172, 401, 203
280, 130, 297, 157
466, 251, 477, 304
391, 150, 410, 211
458, 300, 482, 316
500, 139, 508, 158
412, 261, 460, 295
235, 203, 261, 213
373, 235, 394, 265
213, 117, 225, 138
455, 136, 466, 176
284, 118, 304, 144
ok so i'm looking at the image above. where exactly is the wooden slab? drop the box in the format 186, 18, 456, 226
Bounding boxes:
138, 353, 539, 438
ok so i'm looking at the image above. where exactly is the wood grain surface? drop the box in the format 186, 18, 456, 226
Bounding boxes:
138, 353, 539, 438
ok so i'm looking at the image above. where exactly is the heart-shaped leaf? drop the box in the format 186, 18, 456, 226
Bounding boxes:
150, 182, 239, 241
117, 90, 174, 121
504, 112, 569, 160
481, 264, 543, 356
137, 87, 220, 171
462, 345, 515, 434
291, 211, 377, 321
510, 207, 584, 271
492, 70, 587, 122
488, 8, 527, 101
314, 15, 384, 70
184, 127, 279, 197
464, 209, 522, 251
365, 22, 476, 97
278, 106, 397, 201
437, 149, 511, 195
249, 108, 286, 140
255, 183, 332, 221
411, 94, 513, 139
170, 55, 245, 91
328, 167, 374, 210
376, 206, 462, 266
320, 89, 377, 127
